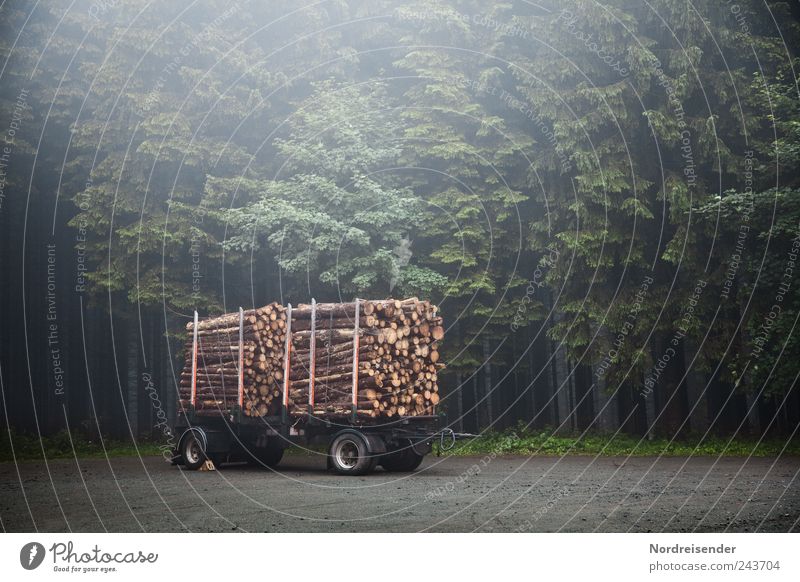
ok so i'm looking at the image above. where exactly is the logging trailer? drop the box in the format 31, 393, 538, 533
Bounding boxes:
172, 300, 463, 476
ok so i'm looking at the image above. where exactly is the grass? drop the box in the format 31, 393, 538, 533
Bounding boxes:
0, 430, 166, 462
2, 427, 798, 462
440, 427, 800, 457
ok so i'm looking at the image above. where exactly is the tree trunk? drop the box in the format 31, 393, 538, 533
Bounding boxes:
553, 340, 571, 434
455, 371, 464, 433
643, 374, 656, 440
472, 372, 480, 432
745, 392, 761, 436
652, 336, 688, 437
126, 320, 139, 439
592, 366, 617, 432
683, 339, 708, 434
482, 337, 493, 429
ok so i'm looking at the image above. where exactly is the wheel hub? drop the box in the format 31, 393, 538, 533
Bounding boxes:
185, 439, 201, 464
336, 440, 359, 469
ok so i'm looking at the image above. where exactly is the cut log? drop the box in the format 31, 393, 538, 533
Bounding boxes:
179, 298, 443, 420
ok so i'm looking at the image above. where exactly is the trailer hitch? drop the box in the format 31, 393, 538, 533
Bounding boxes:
437, 428, 478, 453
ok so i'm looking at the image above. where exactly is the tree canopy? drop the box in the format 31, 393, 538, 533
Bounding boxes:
1, 0, 798, 438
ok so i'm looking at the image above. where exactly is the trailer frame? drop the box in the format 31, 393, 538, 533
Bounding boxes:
173, 303, 458, 475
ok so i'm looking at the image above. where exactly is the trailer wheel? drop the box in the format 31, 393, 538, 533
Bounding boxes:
381, 442, 425, 472
329, 432, 376, 476
181, 433, 207, 471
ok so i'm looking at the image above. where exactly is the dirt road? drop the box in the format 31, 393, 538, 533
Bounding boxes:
1, 454, 797, 532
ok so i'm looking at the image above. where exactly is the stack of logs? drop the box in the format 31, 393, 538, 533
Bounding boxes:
287, 298, 444, 417
178, 298, 444, 419
178, 303, 287, 417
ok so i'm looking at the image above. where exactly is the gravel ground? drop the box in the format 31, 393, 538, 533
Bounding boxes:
1, 454, 798, 532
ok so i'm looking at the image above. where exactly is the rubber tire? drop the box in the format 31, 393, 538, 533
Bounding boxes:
328, 432, 377, 476
381, 444, 425, 472
181, 433, 207, 471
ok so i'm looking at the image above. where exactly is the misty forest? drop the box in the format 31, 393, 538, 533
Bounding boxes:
1, 0, 799, 448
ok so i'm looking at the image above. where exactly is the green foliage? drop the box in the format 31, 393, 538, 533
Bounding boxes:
0, 430, 163, 462
444, 426, 800, 457
693, 188, 800, 391
2, 0, 797, 410
222, 82, 448, 298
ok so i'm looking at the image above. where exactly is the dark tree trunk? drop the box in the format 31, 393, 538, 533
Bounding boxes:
455, 371, 464, 433
482, 336, 493, 429
472, 372, 480, 432
126, 319, 139, 439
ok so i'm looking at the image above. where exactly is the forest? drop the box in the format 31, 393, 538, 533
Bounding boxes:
1, 0, 799, 444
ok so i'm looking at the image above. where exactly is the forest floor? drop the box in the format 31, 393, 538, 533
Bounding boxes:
1, 454, 797, 532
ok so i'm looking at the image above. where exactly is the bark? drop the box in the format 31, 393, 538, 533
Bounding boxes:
592, 366, 617, 433
683, 339, 709, 434
126, 320, 139, 438
482, 336, 494, 428
472, 373, 480, 432
455, 371, 464, 433
553, 335, 571, 434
